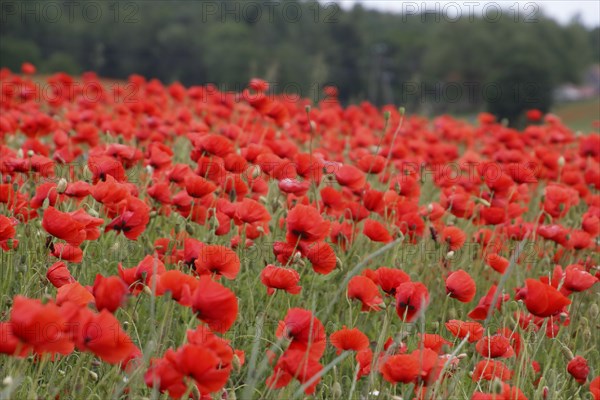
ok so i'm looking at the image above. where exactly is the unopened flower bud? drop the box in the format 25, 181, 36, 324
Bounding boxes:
332, 382, 342, 399
27, 150, 34, 157
560, 344, 574, 361
446, 251, 455, 260
558, 156, 565, 167
493, 378, 504, 394
56, 178, 68, 194
590, 303, 599, 319
2, 376, 13, 387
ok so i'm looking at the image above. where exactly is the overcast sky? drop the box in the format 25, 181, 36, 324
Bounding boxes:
339, 1, 600, 27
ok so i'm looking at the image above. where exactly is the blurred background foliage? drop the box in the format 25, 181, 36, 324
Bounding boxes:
1, 0, 599, 119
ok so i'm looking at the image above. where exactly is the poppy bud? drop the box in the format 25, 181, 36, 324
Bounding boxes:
558, 156, 565, 167
383, 110, 391, 121
561, 344, 574, 361
567, 356, 589, 384
142, 285, 153, 295
475, 197, 491, 207
446, 251, 455, 260
542, 386, 549, 399
493, 378, 504, 394
2, 376, 13, 387
332, 382, 342, 399
233, 353, 243, 371
185, 224, 194, 235
56, 178, 68, 194
17, 149, 23, 158
86, 369, 98, 382
145, 165, 154, 174
583, 328, 592, 343
590, 303, 599, 319
27, 150, 34, 157
305, 105, 311, 113
398, 107, 405, 115
42, 197, 50, 209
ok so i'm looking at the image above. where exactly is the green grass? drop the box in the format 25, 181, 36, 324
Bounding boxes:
553, 98, 600, 133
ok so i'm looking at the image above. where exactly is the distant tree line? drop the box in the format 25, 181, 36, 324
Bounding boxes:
1, 0, 598, 121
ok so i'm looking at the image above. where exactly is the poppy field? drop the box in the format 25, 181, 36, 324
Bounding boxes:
0, 65, 599, 400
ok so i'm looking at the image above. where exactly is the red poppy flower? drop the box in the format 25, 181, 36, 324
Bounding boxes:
105, 196, 150, 240
418, 333, 452, 354
191, 276, 238, 333
88, 155, 127, 182
276, 308, 326, 349
50, 243, 83, 263
10, 296, 74, 355
144, 350, 188, 398
475, 335, 514, 358
526, 109, 543, 121
260, 265, 301, 295
380, 354, 420, 384
118, 257, 166, 296
445, 320, 484, 343
21, 62, 36, 75
0, 323, 27, 356
567, 356, 589, 384
46, 261, 76, 288
173, 344, 231, 395
543, 184, 579, 219
185, 174, 217, 198
93, 274, 129, 313
445, 270, 476, 303
68, 306, 139, 365
42, 206, 87, 246
590, 376, 600, 400
155, 270, 199, 306
300, 241, 337, 274
441, 226, 467, 250
286, 204, 331, 244
517, 279, 571, 318
335, 164, 366, 191
194, 244, 240, 279
485, 253, 510, 274
372, 266, 411, 296
0, 215, 18, 251
266, 349, 323, 395
563, 264, 598, 292
395, 281, 430, 322
468, 284, 509, 321
56, 282, 95, 307
363, 218, 393, 243
472, 360, 513, 382
330, 327, 369, 354
348, 275, 384, 311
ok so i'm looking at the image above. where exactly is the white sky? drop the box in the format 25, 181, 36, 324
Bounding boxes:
339, 1, 600, 27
